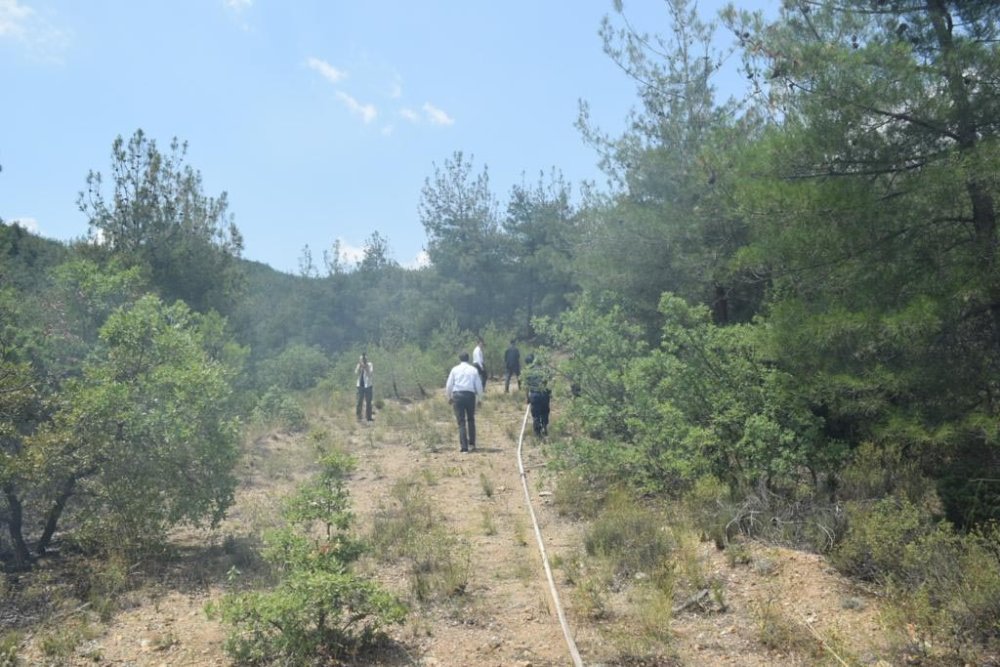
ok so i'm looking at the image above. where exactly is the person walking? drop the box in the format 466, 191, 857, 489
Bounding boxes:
472, 337, 487, 391
523, 353, 551, 436
445, 352, 484, 452
355, 353, 374, 422
504, 339, 521, 393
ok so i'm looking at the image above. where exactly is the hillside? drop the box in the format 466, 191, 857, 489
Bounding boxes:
16, 387, 895, 666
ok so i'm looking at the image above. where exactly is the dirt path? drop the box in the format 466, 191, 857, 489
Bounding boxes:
339, 392, 587, 667
19, 387, 894, 666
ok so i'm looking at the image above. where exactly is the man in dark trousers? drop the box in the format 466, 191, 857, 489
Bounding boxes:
523, 353, 551, 436
355, 353, 374, 422
444, 352, 484, 452
504, 339, 521, 393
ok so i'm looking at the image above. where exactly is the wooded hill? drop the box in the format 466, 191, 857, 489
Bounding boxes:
3, 1, 1000, 662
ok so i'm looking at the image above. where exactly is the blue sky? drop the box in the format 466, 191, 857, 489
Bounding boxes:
1, 0, 768, 274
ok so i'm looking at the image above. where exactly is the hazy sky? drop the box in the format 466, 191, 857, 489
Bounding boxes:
1, 0, 770, 274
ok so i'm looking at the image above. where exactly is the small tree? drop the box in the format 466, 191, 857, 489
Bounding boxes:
2, 295, 240, 563
78, 129, 245, 314
213, 448, 406, 664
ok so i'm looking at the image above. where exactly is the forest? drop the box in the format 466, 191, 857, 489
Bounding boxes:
3, 1, 1000, 664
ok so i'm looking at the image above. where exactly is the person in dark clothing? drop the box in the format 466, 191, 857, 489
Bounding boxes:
355, 353, 374, 422
503, 339, 521, 393
523, 353, 551, 436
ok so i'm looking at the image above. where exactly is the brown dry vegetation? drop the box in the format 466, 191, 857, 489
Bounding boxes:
9, 388, 899, 666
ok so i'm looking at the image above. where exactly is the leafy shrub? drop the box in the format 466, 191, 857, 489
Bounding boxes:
0, 631, 21, 667
257, 344, 331, 391
831, 497, 933, 583
212, 448, 405, 664
890, 522, 1000, 657
252, 386, 308, 432
215, 569, 404, 665
8, 295, 241, 565
583, 492, 675, 585
542, 293, 844, 497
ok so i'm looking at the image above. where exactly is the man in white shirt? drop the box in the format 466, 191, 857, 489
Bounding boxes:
445, 352, 484, 452
355, 353, 374, 422
472, 337, 487, 391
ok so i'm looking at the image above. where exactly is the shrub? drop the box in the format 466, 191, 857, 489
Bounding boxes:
831, 497, 933, 583
891, 522, 1000, 657
212, 448, 405, 664
583, 492, 675, 586
252, 386, 308, 432
257, 344, 331, 391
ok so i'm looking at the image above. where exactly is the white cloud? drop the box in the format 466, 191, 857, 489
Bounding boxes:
0, 0, 32, 38
399, 107, 419, 123
306, 56, 347, 84
0, 0, 70, 63
337, 240, 365, 266
224, 0, 252, 10
336, 91, 377, 124
404, 250, 430, 269
381, 124, 394, 136
423, 102, 454, 126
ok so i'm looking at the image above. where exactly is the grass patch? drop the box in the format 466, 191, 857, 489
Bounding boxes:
368, 476, 471, 604
479, 472, 495, 499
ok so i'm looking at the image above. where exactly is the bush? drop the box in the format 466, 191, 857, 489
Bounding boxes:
215, 570, 405, 665
583, 492, 675, 585
252, 386, 308, 432
212, 448, 405, 664
831, 497, 933, 583
257, 344, 331, 391
891, 522, 1000, 657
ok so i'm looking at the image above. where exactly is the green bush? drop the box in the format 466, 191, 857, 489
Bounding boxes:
831, 497, 933, 583
252, 386, 308, 432
584, 492, 675, 584
212, 448, 405, 664
214, 569, 405, 665
0, 631, 21, 667
257, 344, 331, 391
893, 522, 1000, 654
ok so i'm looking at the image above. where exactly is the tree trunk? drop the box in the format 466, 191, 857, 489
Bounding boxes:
928, 1, 1000, 339
37, 476, 77, 555
2, 486, 33, 569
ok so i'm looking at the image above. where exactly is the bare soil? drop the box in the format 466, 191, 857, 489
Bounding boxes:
17, 389, 896, 666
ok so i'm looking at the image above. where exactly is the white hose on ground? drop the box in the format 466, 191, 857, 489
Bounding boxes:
516, 403, 584, 667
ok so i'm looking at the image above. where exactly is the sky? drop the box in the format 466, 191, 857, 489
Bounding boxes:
1, 0, 770, 275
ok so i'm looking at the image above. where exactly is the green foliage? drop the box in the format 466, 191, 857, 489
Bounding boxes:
546, 292, 842, 496
835, 503, 1000, 659
256, 343, 331, 391
213, 448, 405, 665
251, 387, 308, 433
0, 630, 20, 667
583, 493, 676, 584
502, 170, 579, 333
897, 523, 1000, 648
6, 295, 240, 562
214, 569, 405, 665
536, 291, 648, 442
420, 151, 509, 329
725, 1, 1000, 524
575, 0, 761, 330
831, 498, 936, 584
78, 129, 244, 314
